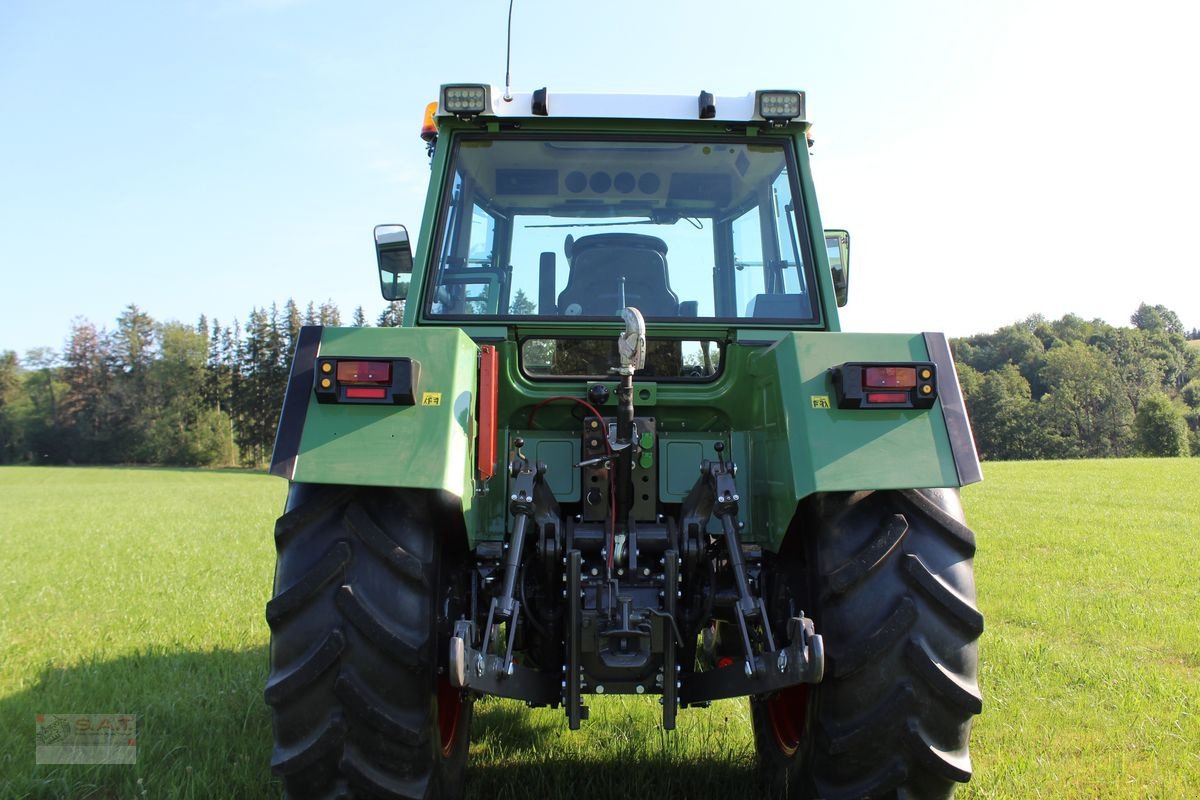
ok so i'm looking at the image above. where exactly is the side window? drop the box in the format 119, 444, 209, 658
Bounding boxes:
728, 166, 814, 320
771, 168, 806, 295
467, 203, 496, 268
731, 206, 766, 316
432, 174, 502, 315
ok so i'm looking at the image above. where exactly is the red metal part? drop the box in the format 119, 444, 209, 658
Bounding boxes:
437, 675, 462, 757
477, 345, 499, 482
766, 684, 810, 756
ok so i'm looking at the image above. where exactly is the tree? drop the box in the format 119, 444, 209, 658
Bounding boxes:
114, 304, 156, 374
22, 347, 69, 463
283, 299, 303, 359
59, 318, 117, 461
955, 323, 1045, 392
144, 322, 232, 465
1131, 303, 1185, 336
954, 361, 982, 407
377, 301, 405, 327
317, 300, 341, 327
0, 351, 25, 463
1181, 379, 1200, 410
1091, 327, 1165, 414
234, 306, 289, 466
352, 306, 367, 327
509, 289, 536, 315
1038, 341, 1134, 458
1134, 393, 1190, 457
964, 364, 1046, 460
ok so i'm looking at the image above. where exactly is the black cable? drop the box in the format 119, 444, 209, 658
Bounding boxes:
646, 608, 685, 648
503, 0, 515, 100
518, 563, 549, 638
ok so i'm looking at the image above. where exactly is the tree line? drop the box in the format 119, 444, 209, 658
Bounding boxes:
955, 303, 1198, 459
0, 300, 403, 467
0, 300, 1195, 467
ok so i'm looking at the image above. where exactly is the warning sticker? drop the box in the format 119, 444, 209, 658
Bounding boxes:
421, 392, 443, 406
810, 395, 831, 409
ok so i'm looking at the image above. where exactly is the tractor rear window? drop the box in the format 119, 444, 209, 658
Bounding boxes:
425, 136, 818, 324
521, 338, 722, 380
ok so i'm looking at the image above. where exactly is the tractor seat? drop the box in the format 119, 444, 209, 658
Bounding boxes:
557, 233, 678, 317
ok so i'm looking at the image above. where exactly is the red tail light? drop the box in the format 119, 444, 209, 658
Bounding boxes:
865, 392, 910, 404
345, 386, 388, 400
314, 357, 419, 405
336, 361, 392, 383
864, 367, 916, 389
832, 362, 938, 409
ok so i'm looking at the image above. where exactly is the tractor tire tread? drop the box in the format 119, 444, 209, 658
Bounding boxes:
821, 681, 916, 756
335, 584, 427, 670
266, 540, 352, 628
753, 488, 981, 799
267, 487, 468, 800
904, 636, 983, 715
334, 669, 427, 745
825, 514, 908, 596
814, 756, 908, 800
274, 487, 354, 549
341, 743, 430, 800
897, 490, 976, 556
344, 502, 430, 587
901, 552, 985, 636
828, 596, 916, 678
264, 628, 346, 707
903, 718, 973, 783
271, 714, 346, 775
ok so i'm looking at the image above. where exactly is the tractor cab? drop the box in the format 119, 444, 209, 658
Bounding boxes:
377, 87, 847, 334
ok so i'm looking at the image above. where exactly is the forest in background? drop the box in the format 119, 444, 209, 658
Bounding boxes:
0, 301, 1196, 467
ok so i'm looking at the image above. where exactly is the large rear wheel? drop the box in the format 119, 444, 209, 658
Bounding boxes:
753, 488, 983, 800
265, 485, 471, 800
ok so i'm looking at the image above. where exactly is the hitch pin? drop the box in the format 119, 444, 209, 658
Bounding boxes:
575, 456, 611, 469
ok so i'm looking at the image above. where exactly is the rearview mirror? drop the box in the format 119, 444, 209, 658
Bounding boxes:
824, 229, 850, 307
375, 224, 413, 302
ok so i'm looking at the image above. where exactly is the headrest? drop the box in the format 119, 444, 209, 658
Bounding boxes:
568, 233, 668, 259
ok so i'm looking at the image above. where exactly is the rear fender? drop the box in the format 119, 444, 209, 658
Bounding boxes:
747, 331, 980, 548
270, 326, 480, 498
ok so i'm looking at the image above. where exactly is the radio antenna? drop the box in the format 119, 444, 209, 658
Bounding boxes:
503, 0, 515, 101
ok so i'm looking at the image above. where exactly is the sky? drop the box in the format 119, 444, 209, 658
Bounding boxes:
3, 0, 1198, 358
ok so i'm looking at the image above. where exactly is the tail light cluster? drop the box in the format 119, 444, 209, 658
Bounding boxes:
313, 358, 419, 405
831, 362, 937, 409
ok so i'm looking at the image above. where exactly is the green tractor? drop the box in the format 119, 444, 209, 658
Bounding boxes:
265, 84, 983, 800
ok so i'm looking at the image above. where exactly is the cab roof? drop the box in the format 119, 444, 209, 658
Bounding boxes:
433, 84, 807, 125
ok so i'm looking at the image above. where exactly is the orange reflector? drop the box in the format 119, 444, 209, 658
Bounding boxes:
346, 386, 388, 400
336, 360, 392, 383
866, 392, 910, 404
421, 101, 439, 142
864, 366, 917, 389
477, 345, 499, 482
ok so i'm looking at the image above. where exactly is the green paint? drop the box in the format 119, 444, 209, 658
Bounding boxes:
276, 105, 978, 551
290, 327, 479, 508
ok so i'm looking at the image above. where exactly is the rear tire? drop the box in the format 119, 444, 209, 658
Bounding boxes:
265, 485, 471, 800
752, 489, 983, 800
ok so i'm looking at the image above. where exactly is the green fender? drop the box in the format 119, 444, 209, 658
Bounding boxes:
744, 330, 981, 547
270, 326, 480, 499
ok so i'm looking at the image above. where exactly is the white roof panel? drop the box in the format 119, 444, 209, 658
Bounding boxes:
436, 86, 795, 123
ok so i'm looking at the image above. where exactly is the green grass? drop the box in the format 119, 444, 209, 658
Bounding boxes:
1, 462, 1197, 798
962, 460, 1200, 798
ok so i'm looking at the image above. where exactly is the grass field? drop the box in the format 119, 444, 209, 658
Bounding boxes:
1, 461, 1197, 799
